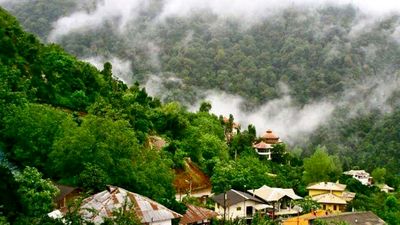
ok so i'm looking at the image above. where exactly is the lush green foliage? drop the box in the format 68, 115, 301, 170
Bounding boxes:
2, 3, 400, 225
303, 146, 342, 184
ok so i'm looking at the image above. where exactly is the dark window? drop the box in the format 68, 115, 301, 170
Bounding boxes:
246, 206, 253, 217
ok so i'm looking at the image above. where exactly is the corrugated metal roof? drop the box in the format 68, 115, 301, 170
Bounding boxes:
179, 204, 218, 225
248, 185, 302, 202
80, 186, 182, 224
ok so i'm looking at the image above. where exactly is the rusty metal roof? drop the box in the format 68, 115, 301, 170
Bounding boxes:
179, 204, 218, 225
80, 186, 182, 224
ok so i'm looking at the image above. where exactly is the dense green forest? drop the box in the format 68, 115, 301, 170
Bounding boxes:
1, 1, 400, 224
4, 0, 400, 176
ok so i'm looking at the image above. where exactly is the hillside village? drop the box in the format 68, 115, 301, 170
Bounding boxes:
46, 126, 391, 225
2, 2, 400, 225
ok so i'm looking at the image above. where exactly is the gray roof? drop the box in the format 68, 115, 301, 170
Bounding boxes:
212, 189, 264, 207
80, 186, 182, 224
310, 211, 386, 225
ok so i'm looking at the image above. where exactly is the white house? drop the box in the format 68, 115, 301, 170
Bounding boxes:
253, 129, 282, 159
212, 189, 272, 223
343, 170, 372, 186
248, 185, 302, 216
253, 141, 273, 159
378, 184, 395, 193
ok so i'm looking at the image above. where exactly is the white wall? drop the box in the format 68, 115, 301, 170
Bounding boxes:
215, 200, 259, 220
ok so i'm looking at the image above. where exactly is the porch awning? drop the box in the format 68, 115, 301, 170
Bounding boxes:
255, 204, 273, 210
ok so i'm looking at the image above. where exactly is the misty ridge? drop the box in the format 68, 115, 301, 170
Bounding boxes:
3, 0, 400, 145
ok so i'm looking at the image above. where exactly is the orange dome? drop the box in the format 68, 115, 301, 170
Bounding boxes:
262, 129, 280, 144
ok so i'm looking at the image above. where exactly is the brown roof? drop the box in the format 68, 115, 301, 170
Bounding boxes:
54, 184, 80, 203
222, 117, 240, 129
179, 205, 218, 225
310, 211, 386, 225
261, 129, 280, 144
253, 141, 273, 149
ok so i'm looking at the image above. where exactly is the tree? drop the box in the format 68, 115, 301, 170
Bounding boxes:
211, 156, 273, 194
2, 104, 70, 173
294, 196, 320, 213
14, 167, 59, 224
0, 165, 20, 223
199, 101, 212, 113
78, 163, 109, 193
270, 143, 288, 164
303, 146, 342, 184
371, 167, 386, 184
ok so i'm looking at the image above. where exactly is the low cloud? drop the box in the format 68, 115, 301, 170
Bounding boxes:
189, 74, 400, 145
83, 56, 133, 84
47, 0, 400, 42
48, 0, 149, 41
192, 90, 335, 145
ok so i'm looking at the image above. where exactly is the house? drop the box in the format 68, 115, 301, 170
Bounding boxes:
282, 210, 330, 225
79, 186, 182, 225
378, 184, 395, 193
222, 117, 240, 136
179, 204, 218, 225
253, 129, 282, 159
308, 211, 386, 225
248, 185, 302, 216
146, 135, 168, 151
253, 141, 273, 159
222, 116, 241, 142
307, 182, 355, 213
54, 184, 81, 209
343, 170, 372, 186
211, 189, 272, 222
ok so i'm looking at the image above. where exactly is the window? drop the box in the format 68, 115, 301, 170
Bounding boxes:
237, 207, 241, 211
334, 205, 337, 211
323, 205, 326, 210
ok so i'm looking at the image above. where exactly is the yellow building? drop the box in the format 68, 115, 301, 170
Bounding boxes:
282, 210, 329, 225
307, 182, 354, 213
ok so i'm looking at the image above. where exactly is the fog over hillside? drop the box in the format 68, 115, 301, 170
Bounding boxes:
2, 0, 400, 144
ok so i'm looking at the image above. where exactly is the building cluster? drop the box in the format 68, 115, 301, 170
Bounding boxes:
47, 126, 388, 225
49, 180, 385, 225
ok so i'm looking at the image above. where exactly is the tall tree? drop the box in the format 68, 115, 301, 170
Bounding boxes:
303, 146, 342, 184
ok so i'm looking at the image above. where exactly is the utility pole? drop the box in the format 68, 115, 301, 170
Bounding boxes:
223, 191, 227, 225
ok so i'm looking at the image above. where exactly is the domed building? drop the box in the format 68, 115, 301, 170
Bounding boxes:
261, 129, 281, 144
253, 129, 282, 159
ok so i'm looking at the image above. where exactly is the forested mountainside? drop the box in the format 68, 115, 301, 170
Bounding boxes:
4, 0, 400, 106
1, 2, 400, 224
3, 0, 400, 175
